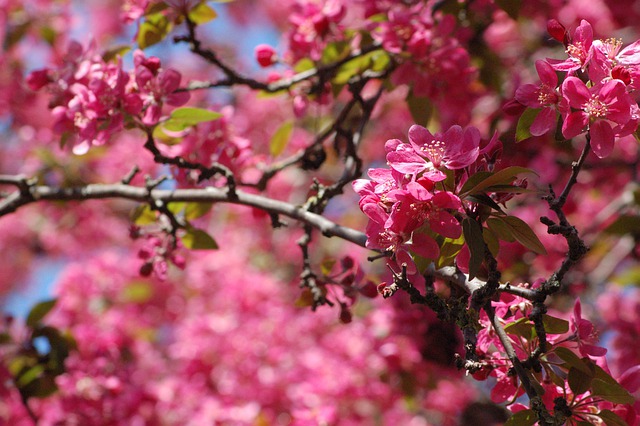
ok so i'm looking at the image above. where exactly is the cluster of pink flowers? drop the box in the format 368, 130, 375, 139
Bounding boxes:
353, 124, 499, 276
286, 0, 347, 62
516, 19, 640, 158
369, 4, 477, 126
27, 43, 189, 154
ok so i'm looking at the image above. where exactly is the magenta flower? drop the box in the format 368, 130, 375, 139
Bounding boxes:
593, 37, 640, 67
569, 299, 607, 358
386, 181, 462, 239
561, 76, 633, 157
134, 50, 190, 126
548, 20, 594, 74
254, 44, 278, 67
515, 60, 560, 136
408, 124, 480, 170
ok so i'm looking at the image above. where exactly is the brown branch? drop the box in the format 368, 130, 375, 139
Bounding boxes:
0, 182, 367, 248
175, 16, 384, 94
484, 303, 556, 425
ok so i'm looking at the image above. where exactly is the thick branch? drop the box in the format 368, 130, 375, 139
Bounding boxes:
0, 183, 366, 248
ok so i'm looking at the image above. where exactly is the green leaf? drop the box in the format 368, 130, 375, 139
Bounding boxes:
332, 51, 387, 85
482, 226, 500, 257
187, 2, 218, 25
184, 202, 213, 220
463, 218, 485, 280
436, 235, 464, 268
589, 364, 636, 404
167, 202, 186, 214
152, 125, 183, 145
137, 13, 172, 49
295, 289, 314, 308
181, 227, 218, 250
162, 107, 222, 132
131, 204, 157, 225
102, 45, 131, 63
481, 185, 537, 194
495, 0, 522, 19
321, 258, 336, 276
597, 409, 631, 426
460, 166, 535, 197
545, 363, 567, 387
504, 317, 534, 339
487, 217, 516, 243
542, 314, 569, 334
269, 121, 294, 157
504, 409, 537, 426
502, 215, 547, 255
370, 50, 390, 72
465, 194, 505, 213
26, 300, 57, 328
554, 347, 593, 375
21, 374, 58, 398
406, 91, 432, 127
321, 41, 350, 65
122, 281, 154, 303
33, 326, 72, 375
568, 366, 593, 395
491, 215, 547, 255
591, 378, 635, 404
294, 58, 315, 73
16, 365, 45, 388
604, 215, 640, 235
516, 108, 540, 142
0, 332, 11, 345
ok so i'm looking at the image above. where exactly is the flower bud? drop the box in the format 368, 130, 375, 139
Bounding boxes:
254, 44, 277, 68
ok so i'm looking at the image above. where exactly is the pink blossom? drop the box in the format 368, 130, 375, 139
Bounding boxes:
515, 60, 560, 136
569, 298, 607, 358
409, 124, 480, 170
134, 50, 190, 126
548, 20, 594, 73
255, 44, 278, 67
561, 76, 633, 157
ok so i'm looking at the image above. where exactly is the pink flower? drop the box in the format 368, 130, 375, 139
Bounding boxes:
548, 20, 594, 74
254, 44, 278, 67
593, 37, 640, 67
515, 60, 560, 136
134, 50, 190, 125
561, 76, 633, 157
386, 181, 462, 239
408, 124, 480, 170
569, 298, 607, 358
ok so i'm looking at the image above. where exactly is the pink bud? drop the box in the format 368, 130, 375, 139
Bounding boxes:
26, 69, 50, 91
547, 19, 568, 45
254, 44, 277, 67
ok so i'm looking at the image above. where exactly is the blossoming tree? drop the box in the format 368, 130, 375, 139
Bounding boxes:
0, 0, 639, 425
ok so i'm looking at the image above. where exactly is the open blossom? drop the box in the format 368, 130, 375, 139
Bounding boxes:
590, 37, 640, 94
255, 44, 278, 67
569, 298, 607, 358
386, 125, 480, 181
548, 19, 594, 74
561, 76, 633, 157
134, 50, 190, 126
354, 127, 465, 274
286, 0, 346, 62
27, 43, 190, 152
515, 60, 560, 136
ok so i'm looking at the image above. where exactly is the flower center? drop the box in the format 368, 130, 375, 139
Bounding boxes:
566, 41, 587, 64
537, 84, 557, 105
584, 95, 608, 118
602, 38, 623, 62
420, 139, 445, 167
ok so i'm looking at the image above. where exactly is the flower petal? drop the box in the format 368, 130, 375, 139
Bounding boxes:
590, 120, 615, 158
